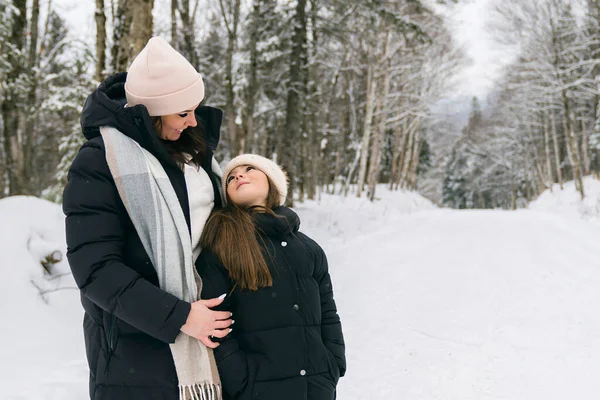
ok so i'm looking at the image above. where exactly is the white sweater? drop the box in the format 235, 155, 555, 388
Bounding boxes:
184, 158, 222, 261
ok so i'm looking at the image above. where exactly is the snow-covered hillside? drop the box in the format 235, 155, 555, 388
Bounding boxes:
296, 187, 436, 247
529, 176, 600, 225
2, 186, 600, 399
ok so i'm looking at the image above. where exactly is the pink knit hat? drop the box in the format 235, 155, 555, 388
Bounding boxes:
125, 37, 205, 116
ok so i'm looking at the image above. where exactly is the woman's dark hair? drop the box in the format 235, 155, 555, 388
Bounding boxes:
200, 177, 281, 291
151, 116, 206, 167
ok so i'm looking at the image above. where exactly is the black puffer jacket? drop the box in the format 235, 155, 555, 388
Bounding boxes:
197, 207, 346, 400
63, 72, 223, 400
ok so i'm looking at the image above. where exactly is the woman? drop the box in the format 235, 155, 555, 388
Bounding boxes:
197, 154, 346, 400
63, 37, 231, 400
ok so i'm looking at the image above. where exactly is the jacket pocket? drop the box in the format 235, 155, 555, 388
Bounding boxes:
324, 347, 340, 385
104, 314, 118, 376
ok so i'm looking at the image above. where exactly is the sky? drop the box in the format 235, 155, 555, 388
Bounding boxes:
433, 0, 518, 101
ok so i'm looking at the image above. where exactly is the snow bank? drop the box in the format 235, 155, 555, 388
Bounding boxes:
0, 196, 86, 400
295, 185, 437, 247
529, 176, 600, 224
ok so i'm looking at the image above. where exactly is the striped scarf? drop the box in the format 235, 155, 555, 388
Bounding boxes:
100, 126, 222, 400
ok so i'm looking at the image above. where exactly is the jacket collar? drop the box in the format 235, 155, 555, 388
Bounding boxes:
253, 207, 300, 239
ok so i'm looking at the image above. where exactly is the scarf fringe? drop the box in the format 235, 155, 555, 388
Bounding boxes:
179, 383, 222, 400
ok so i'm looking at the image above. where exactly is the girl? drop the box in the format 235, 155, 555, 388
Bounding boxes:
64, 37, 231, 400
198, 154, 346, 400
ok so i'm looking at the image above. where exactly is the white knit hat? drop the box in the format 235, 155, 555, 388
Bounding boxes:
125, 37, 205, 116
222, 154, 288, 206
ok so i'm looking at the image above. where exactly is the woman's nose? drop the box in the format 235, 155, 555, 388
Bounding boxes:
186, 113, 197, 127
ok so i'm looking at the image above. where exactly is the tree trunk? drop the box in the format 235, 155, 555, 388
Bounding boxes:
389, 119, 404, 190
307, 0, 323, 200
400, 128, 416, 189
367, 86, 383, 200
131, 0, 154, 56
395, 117, 417, 190
0, 140, 5, 197
550, 105, 564, 190
367, 31, 389, 201
95, 0, 107, 81
561, 92, 584, 198
171, 0, 178, 46
341, 70, 359, 196
407, 121, 421, 190
219, 0, 241, 156
243, 0, 261, 154
177, 0, 199, 68
581, 116, 591, 176
333, 73, 350, 193
277, 0, 307, 207
111, 0, 134, 72
281, 0, 307, 206
22, 0, 42, 194
542, 109, 553, 190
524, 158, 531, 202
510, 176, 517, 210
306, 74, 318, 200
1, 0, 27, 196
356, 61, 376, 198
394, 122, 409, 190
526, 123, 546, 191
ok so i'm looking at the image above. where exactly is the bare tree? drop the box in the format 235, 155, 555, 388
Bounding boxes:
1, 0, 27, 195
95, 0, 107, 81
218, 0, 241, 156
242, 0, 261, 153
281, 0, 308, 206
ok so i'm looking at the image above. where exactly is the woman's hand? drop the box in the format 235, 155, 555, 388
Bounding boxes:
180, 294, 233, 348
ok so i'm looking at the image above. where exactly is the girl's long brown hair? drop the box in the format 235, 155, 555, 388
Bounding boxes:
200, 176, 281, 291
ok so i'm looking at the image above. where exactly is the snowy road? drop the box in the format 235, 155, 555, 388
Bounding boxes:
320, 209, 600, 400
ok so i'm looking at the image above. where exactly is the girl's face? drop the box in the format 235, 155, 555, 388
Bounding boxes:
159, 104, 199, 141
226, 165, 270, 207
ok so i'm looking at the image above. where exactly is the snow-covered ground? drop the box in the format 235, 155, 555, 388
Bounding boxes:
529, 175, 600, 225
0, 197, 86, 399
2, 182, 600, 399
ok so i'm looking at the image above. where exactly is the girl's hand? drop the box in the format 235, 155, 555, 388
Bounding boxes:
180, 295, 233, 348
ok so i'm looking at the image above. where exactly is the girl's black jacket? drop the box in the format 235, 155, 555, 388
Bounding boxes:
197, 207, 346, 400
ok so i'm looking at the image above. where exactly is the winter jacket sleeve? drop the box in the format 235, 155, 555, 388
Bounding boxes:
308, 235, 346, 378
63, 140, 191, 344
197, 251, 259, 398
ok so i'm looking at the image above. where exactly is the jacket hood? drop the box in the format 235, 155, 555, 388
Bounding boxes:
80, 72, 223, 155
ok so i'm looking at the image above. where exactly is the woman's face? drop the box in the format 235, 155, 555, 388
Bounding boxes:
159, 104, 199, 141
226, 165, 270, 207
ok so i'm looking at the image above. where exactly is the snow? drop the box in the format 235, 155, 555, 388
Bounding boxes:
529, 176, 600, 225
296, 187, 437, 248
3, 184, 600, 399
0, 196, 86, 400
